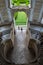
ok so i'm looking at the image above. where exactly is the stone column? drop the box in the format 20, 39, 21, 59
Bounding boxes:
38, 4, 43, 22
0, 13, 3, 22
29, 0, 36, 21
5, 0, 8, 8
7, 8, 13, 21
5, 0, 13, 21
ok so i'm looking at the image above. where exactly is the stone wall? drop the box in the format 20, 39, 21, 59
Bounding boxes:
0, 0, 30, 22
0, 0, 8, 22
33, 0, 43, 21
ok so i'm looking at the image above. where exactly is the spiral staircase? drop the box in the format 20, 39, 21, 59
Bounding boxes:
0, 0, 43, 65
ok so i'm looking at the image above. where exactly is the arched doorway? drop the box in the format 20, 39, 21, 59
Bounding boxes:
13, 11, 28, 30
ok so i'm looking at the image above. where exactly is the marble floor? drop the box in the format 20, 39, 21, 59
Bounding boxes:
7, 30, 35, 64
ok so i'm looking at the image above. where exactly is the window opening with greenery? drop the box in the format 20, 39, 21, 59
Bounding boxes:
12, 0, 30, 6
10, 0, 31, 8
14, 11, 28, 25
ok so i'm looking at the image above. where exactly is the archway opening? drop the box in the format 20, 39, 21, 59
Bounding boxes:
10, 0, 31, 8
13, 11, 28, 30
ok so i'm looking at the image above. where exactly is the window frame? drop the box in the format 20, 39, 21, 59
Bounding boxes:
10, 0, 31, 8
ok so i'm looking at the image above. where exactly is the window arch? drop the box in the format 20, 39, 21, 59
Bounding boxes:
13, 11, 28, 30
14, 11, 28, 25
10, 0, 31, 8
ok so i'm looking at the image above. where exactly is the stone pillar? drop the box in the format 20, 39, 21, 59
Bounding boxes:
5, 0, 13, 22
0, 13, 3, 22
5, 0, 8, 8
7, 8, 13, 21
38, 4, 43, 22
29, 0, 36, 21
41, 18, 43, 24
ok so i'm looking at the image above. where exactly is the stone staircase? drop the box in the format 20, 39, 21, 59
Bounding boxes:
39, 43, 43, 65
0, 29, 39, 65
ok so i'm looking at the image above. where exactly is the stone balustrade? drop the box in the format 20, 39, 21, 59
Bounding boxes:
28, 38, 40, 63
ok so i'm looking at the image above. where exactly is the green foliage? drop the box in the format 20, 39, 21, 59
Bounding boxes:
26, 2, 29, 6
11, 0, 30, 6
17, 1, 20, 6
14, 11, 27, 25
14, 12, 18, 19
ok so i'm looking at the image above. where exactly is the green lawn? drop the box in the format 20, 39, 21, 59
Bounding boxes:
14, 11, 27, 25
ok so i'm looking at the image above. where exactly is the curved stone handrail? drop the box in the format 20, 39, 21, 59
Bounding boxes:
28, 38, 40, 63
0, 32, 2, 38
0, 39, 15, 64
0, 34, 39, 64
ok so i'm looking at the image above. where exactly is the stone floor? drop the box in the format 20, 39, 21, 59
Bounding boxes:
7, 30, 35, 64
0, 29, 40, 65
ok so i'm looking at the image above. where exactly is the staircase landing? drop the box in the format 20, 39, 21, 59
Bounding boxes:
7, 30, 35, 64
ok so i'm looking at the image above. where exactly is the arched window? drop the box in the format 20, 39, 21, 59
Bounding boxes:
13, 11, 28, 29
10, 0, 31, 8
